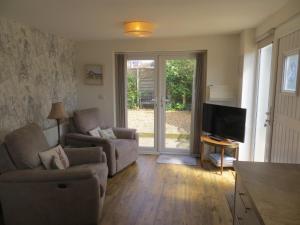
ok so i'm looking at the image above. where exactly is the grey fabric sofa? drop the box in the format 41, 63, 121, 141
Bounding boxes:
65, 108, 139, 176
0, 123, 108, 225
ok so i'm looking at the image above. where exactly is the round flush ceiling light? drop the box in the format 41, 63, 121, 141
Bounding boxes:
124, 21, 154, 37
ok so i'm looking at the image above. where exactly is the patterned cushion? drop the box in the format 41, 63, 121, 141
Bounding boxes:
39, 145, 70, 170
99, 128, 116, 139
52, 155, 66, 170
88, 127, 101, 137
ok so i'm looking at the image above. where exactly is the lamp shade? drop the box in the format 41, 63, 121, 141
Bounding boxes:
48, 102, 67, 119
124, 21, 154, 37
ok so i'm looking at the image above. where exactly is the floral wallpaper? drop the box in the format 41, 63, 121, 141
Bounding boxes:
0, 18, 78, 139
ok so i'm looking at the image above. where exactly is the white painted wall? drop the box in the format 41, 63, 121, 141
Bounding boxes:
256, 0, 300, 38
239, 29, 257, 161
43, 123, 69, 147
76, 35, 240, 126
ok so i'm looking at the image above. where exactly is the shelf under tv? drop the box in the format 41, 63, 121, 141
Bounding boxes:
208, 153, 236, 167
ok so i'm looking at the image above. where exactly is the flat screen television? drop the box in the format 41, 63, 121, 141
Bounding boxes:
202, 103, 246, 142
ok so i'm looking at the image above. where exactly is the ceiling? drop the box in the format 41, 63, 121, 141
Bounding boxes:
0, 0, 289, 40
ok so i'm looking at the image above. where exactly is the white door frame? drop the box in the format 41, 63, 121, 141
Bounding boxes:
125, 52, 196, 155
252, 43, 274, 162
264, 41, 278, 162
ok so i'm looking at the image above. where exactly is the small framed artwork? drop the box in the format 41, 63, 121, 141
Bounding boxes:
85, 64, 104, 85
281, 51, 299, 94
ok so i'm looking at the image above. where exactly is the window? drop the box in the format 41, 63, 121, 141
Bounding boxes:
282, 52, 299, 94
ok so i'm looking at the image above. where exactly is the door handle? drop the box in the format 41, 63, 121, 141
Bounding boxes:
160, 97, 164, 107
160, 97, 170, 106
264, 119, 271, 127
151, 98, 158, 107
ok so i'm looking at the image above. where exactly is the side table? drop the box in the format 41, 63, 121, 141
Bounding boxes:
200, 135, 239, 174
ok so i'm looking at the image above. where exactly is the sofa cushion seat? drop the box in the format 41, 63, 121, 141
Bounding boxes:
110, 139, 138, 171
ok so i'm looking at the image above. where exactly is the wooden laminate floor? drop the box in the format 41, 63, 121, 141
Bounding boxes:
100, 155, 235, 225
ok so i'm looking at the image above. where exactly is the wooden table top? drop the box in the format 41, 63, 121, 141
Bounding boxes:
200, 135, 239, 148
234, 161, 300, 225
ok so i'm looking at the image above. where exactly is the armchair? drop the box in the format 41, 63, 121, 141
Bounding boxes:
65, 108, 139, 176
0, 123, 108, 225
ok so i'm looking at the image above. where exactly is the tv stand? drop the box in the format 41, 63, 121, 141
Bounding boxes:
200, 135, 239, 174
208, 135, 225, 142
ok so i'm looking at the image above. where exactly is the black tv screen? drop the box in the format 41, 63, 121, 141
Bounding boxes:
202, 103, 246, 142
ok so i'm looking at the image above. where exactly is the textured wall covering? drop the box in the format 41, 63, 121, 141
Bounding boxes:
0, 18, 78, 140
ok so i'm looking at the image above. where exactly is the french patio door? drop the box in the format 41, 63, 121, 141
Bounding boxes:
125, 53, 196, 154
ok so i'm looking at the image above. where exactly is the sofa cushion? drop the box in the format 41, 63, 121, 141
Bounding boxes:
74, 108, 103, 134
39, 145, 70, 170
99, 128, 116, 139
110, 139, 138, 171
5, 123, 49, 169
88, 127, 101, 137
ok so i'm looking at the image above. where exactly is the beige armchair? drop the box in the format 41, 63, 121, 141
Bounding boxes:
0, 123, 108, 225
65, 108, 139, 176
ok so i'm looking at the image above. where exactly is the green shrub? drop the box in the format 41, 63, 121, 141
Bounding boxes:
127, 74, 138, 109
166, 59, 195, 110
127, 59, 195, 111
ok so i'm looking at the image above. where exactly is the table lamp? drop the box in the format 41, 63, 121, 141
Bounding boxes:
48, 102, 67, 145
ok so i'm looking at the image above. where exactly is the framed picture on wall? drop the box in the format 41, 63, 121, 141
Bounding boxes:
281, 51, 299, 94
85, 64, 104, 85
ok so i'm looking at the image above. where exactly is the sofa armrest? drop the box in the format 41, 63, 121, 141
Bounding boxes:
64, 133, 117, 176
0, 168, 97, 183
112, 127, 137, 139
64, 147, 105, 166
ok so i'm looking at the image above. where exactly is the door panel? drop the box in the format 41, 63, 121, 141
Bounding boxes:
159, 57, 195, 153
271, 29, 300, 163
126, 58, 157, 151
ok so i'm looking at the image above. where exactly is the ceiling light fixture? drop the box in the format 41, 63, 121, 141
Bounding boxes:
124, 21, 154, 37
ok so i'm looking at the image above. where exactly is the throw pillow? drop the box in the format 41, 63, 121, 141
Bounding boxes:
52, 155, 66, 170
99, 128, 117, 139
39, 145, 70, 170
88, 127, 101, 137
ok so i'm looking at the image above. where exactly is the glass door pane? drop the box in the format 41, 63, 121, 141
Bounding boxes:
126, 59, 156, 149
162, 58, 196, 152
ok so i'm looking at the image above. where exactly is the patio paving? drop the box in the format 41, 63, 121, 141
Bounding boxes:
128, 109, 191, 149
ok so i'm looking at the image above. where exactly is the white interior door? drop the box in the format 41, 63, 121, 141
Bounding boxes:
270, 29, 300, 163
